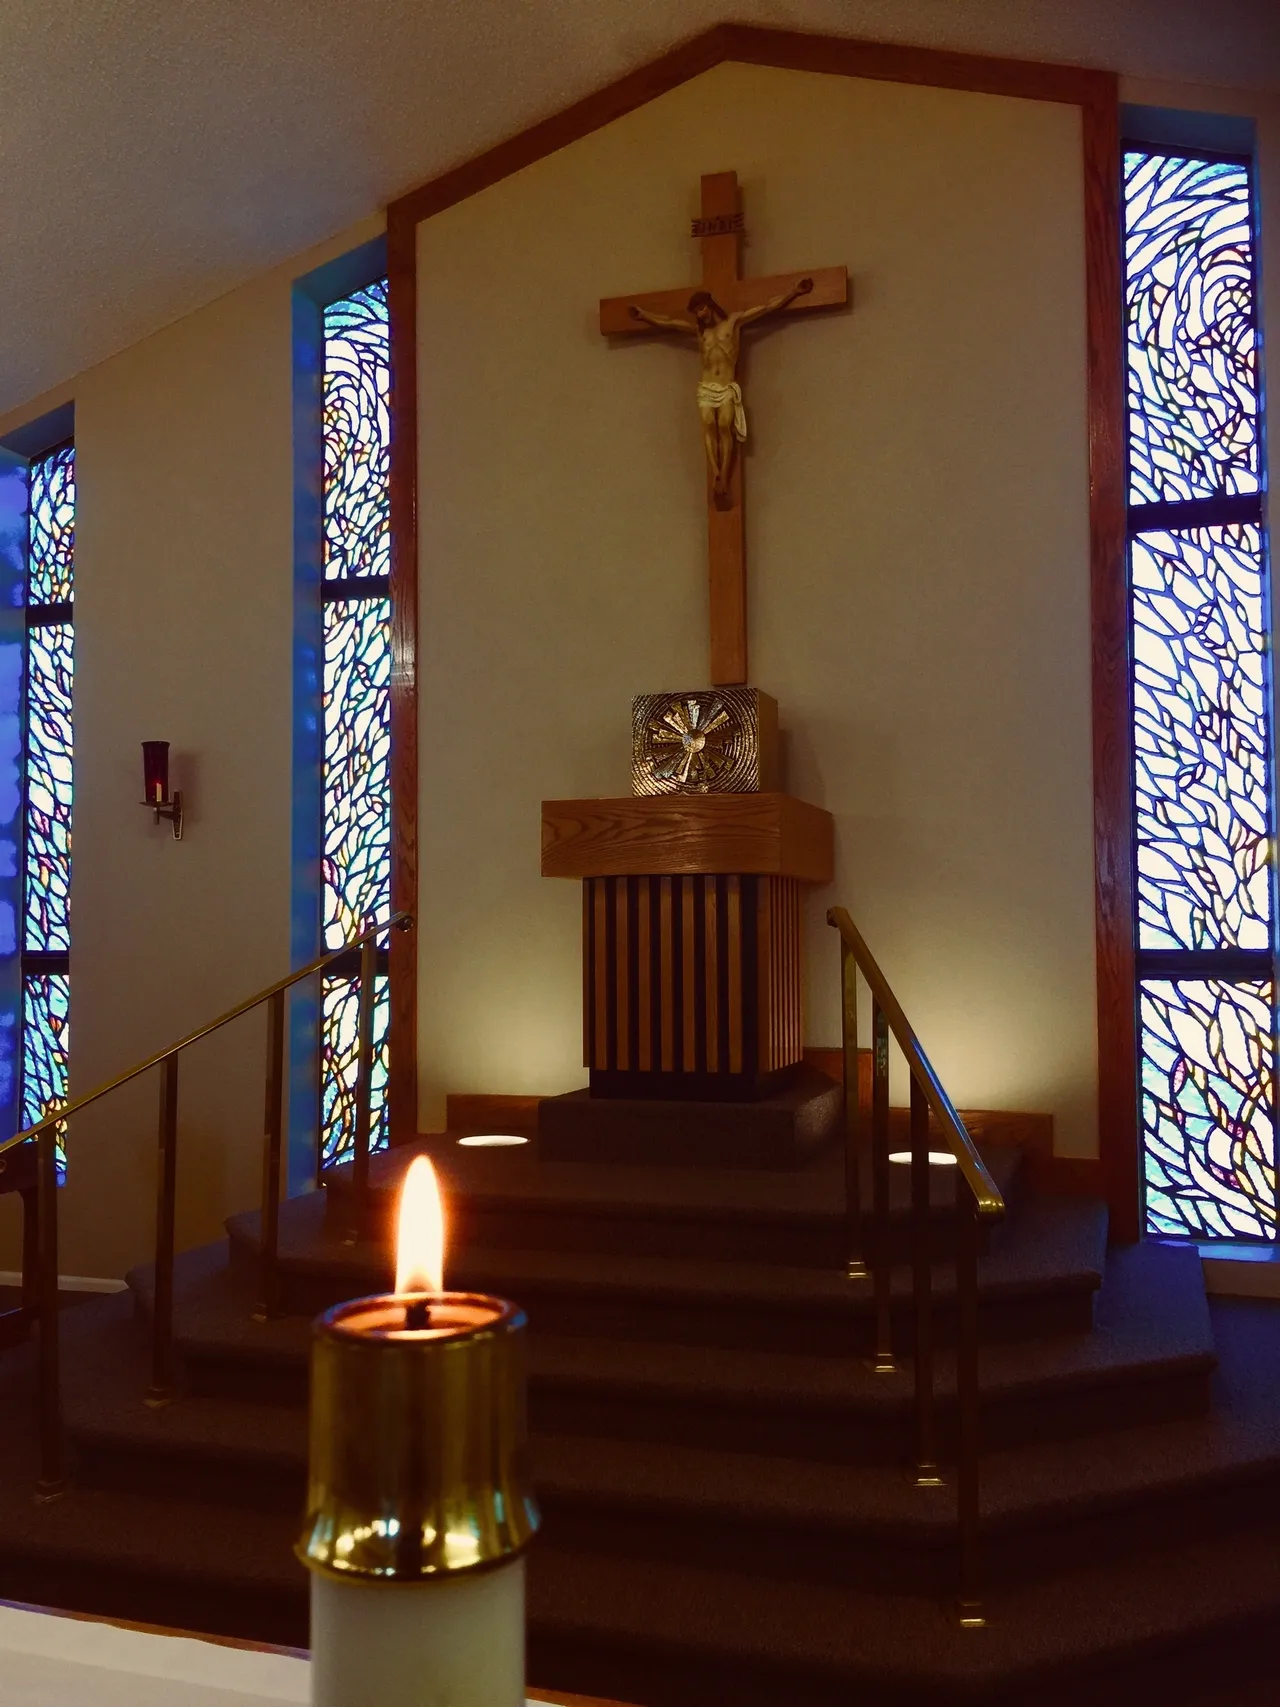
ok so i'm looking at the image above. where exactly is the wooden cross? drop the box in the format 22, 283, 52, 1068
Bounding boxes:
600, 171, 847, 686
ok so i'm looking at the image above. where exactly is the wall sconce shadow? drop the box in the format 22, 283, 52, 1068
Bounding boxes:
142, 741, 184, 841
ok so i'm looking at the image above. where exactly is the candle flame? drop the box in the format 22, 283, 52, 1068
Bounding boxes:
395, 1156, 445, 1295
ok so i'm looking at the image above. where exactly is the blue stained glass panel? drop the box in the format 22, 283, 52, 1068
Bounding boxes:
22, 973, 68, 1177
318, 278, 391, 1169
1142, 979, 1275, 1241
322, 282, 390, 583
22, 441, 74, 1175
320, 972, 388, 1169
27, 444, 75, 603
323, 596, 390, 952
1124, 151, 1259, 505
1126, 142, 1274, 1245
24, 621, 73, 953
1132, 525, 1271, 950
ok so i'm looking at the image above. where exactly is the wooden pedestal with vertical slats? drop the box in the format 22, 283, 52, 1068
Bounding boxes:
583, 873, 802, 1099
544, 792, 833, 1103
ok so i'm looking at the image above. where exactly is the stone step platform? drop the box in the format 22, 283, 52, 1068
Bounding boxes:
316, 1131, 1026, 1268
125, 1233, 1209, 1461
224, 1187, 1101, 1354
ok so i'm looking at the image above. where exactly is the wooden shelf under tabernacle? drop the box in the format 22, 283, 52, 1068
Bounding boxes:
540, 793, 834, 883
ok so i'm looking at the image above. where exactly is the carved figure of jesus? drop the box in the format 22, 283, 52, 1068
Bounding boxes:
629, 277, 814, 507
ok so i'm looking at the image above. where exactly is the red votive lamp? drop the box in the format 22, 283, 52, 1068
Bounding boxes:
142, 741, 170, 806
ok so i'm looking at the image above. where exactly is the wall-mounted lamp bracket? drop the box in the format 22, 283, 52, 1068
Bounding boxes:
142, 793, 183, 840
141, 742, 184, 840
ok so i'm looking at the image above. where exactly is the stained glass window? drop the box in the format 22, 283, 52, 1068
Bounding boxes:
319, 280, 391, 1169
323, 597, 391, 950
1125, 153, 1259, 505
1124, 143, 1274, 1242
1142, 980, 1274, 1241
22, 443, 75, 1171
1132, 524, 1269, 952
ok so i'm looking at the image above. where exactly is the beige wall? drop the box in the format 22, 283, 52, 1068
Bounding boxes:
0, 53, 1275, 1281
416, 63, 1100, 1152
0, 214, 382, 1280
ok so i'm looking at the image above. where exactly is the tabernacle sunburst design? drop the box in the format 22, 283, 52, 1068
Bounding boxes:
632, 689, 777, 795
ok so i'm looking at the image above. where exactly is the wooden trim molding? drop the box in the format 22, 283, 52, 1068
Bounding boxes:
386, 23, 1130, 1225
387, 25, 1112, 233
805, 1046, 1102, 1198
387, 212, 420, 1145
1080, 90, 1137, 1239
446, 1094, 542, 1139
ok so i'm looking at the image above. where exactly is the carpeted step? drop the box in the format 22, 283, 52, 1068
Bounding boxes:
0, 1339, 308, 1649
60, 1290, 307, 1513
222, 1189, 1104, 1352
0, 1280, 1269, 1706
58, 1288, 1270, 1600
529, 1292, 1277, 1590
526, 1241, 1212, 1459
123, 1238, 1211, 1457
311, 1132, 1026, 1268
3, 1475, 1279, 1707
1, 1461, 1277, 1707
65, 1371, 1280, 1601
525, 1518, 1280, 1707
433, 1191, 1105, 1354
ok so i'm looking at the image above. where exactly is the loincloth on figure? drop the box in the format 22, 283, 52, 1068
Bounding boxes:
696, 380, 748, 442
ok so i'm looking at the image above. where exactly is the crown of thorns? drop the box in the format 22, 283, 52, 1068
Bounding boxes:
687, 291, 727, 319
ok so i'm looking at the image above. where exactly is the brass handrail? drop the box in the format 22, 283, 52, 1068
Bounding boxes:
0, 910, 413, 1157
16, 908, 412, 1501
826, 906, 1004, 1218
826, 903, 1003, 1629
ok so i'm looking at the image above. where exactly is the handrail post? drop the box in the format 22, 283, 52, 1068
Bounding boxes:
0, 911, 413, 1176
348, 928, 378, 1238
35, 1126, 65, 1500
254, 988, 286, 1322
314, 959, 327, 1193
910, 1076, 941, 1486
20, 1179, 39, 1312
839, 939, 866, 1281
957, 1189, 985, 1625
870, 1002, 895, 1372
145, 1054, 179, 1408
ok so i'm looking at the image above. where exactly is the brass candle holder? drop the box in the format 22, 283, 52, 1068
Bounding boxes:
298, 1291, 536, 1581
298, 1159, 539, 1706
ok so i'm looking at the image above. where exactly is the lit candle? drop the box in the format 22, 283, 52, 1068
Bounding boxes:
298, 1157, 538, 1707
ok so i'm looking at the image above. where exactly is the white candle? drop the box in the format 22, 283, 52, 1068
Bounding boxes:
299, 1158, 538, 1707
311, 1558, 525, 1707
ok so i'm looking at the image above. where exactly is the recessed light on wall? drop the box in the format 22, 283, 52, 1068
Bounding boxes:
888, 1150, 957, 1166
456, 1134, 528, 1148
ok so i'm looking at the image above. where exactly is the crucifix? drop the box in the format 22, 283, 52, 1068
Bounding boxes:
600, 171, 847, 686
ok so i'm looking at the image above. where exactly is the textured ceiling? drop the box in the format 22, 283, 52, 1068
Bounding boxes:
2, 0, 1277, 417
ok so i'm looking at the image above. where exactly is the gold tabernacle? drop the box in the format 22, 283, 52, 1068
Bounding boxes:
632, 688, 778, 795
297, 1293, 538, 1581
